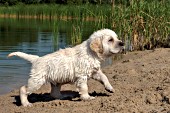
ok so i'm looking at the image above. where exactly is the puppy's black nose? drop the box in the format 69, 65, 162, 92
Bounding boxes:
119, 42, 124, 46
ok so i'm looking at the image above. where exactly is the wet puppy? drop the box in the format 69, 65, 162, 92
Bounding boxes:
8, 29, 124, 106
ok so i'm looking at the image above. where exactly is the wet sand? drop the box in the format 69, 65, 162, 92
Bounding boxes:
0, 48, 170, 113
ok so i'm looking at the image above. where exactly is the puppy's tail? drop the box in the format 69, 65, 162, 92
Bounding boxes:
8, 52, 39, 63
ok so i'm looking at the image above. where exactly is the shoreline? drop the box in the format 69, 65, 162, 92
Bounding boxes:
0, 48, 170, 112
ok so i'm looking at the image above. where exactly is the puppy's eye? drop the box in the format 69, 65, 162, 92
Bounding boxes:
108, 38, 114, 42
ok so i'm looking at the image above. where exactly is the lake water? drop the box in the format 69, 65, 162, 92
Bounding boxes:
0, 18, 113, 95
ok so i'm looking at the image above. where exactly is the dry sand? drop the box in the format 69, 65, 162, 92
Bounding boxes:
0, 48, 170, 113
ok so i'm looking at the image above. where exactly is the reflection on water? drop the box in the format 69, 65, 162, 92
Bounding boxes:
0, 18, 112, 95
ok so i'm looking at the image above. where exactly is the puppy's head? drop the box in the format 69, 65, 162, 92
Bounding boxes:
89, 29, 124, 59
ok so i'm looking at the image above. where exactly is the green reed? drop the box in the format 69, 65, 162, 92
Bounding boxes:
71, 25, 82, 45
52, 20, 59, 50
111, 0, 169, 50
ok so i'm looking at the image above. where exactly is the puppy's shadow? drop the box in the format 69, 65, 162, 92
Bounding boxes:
69, 91, 110, 102
12, 90, 79, 106
12, 91, 109, 106
90, 91, 110, 97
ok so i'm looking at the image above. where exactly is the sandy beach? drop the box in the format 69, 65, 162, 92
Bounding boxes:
0, 48, 170, 113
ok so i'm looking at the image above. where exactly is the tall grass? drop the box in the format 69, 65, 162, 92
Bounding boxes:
111, 0, 169, 50
0, 4, 112, 20
71, 25, 82, 45
52, 20, 59, 50
0, 1, 169, 50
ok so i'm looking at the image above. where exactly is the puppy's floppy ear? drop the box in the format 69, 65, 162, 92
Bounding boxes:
90, 37, 103, 54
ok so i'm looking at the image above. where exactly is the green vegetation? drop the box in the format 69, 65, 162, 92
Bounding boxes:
71, 25, 82, 45
0, 0, 169, 51
0, 0, 111, 5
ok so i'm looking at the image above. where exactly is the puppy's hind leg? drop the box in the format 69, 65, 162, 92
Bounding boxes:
20, 77, 45, 107
20, 85, 32, 107
50, 83, 62, 99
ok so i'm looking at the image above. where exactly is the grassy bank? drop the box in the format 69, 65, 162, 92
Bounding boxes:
0, 4, 112, 20
0, 1, 169, 50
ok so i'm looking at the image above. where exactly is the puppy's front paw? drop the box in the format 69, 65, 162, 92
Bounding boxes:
105, 86, 115, 93
80, 94, 95, 100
